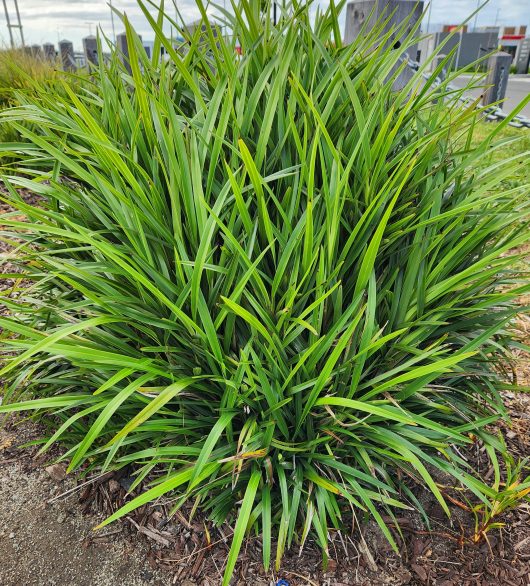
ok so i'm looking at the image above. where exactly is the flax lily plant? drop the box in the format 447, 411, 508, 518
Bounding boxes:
0, 1, 529, 583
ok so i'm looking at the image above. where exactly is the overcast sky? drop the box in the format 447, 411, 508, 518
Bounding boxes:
0, 0, 528, 49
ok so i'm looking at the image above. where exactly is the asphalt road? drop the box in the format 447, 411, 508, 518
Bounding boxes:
452, 74, 530, 118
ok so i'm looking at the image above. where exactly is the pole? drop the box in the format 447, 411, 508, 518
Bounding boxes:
472, 0, 479, 31
426, 0, 433, 34
494, 8, 500, 27
2, 0, 14, 47
2, 0, 24, 47
13, 0, 23, 45
110, 0, 117, 43
452, 23, 464, 71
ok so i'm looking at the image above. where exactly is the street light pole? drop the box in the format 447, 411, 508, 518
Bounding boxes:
2, 0, 14, 47
455, 25, 463, 69
13, 0, 23, 44
494, 7, 500, 26
109, 0, 117, 43
2, 0, 24, 47
473, 0, 480, 31
426, 0, 433, 33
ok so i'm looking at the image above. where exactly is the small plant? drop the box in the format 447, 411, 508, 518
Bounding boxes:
471, 453, 530, 545
441, 445, 530, 547
0, 1, 529, 583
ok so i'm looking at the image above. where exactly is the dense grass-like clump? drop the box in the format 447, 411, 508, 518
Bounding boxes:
0, 48, 67, 155
0, 48, 59, 107
0, 1, 529, 582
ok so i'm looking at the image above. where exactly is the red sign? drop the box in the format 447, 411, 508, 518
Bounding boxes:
501, 35, 525, 40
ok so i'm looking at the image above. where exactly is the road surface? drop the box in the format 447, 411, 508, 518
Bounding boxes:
452, 74, 530, 118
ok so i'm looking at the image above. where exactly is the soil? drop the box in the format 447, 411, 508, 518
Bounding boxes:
1, 190, 529, 586
0, 423, 168, 586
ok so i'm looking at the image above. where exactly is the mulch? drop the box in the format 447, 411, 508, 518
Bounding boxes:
0, 188, 41, 315
1, 188, 529, 585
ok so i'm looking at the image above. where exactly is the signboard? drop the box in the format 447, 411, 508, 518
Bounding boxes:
443, 25, 468, 33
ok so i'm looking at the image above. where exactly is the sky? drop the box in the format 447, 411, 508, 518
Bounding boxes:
0, 0, 529, 50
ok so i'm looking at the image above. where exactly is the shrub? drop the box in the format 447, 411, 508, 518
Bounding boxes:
0, 1, 529, 583
0, 48, 60, 107
0, 48, 74, 164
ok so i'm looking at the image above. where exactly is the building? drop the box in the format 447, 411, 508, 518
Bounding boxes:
499, 26, 527, 62
468, 25, 527, 63
184, 19, 221, 48
418, 30, 498, 70
442, 24, 468, 33
419, 24, 529, 71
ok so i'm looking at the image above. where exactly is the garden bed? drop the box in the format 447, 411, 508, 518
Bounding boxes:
1, 189, 529, 586
1, 400, 529, 586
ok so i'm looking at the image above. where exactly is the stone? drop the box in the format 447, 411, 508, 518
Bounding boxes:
45, 463, 67, 482
108, 479, 121, 493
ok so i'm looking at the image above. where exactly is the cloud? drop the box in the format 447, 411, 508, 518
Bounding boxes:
426, 0, 528, 27
0, 0, 203, 46
0, 0, 528, 48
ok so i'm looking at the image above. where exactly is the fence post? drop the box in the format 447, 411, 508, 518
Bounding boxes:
83, 35, 98, 67
482, 51, 512, 109
344, 1, 424, 90
116, 31, 144, 74
59, 39, 76, 72
42, 43, 56, 61
432, 54, 447, 80
31, 44, 43, 59
116, 33, 131, 73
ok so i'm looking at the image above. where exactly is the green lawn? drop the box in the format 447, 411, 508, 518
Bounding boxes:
471, 122, 530, 187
